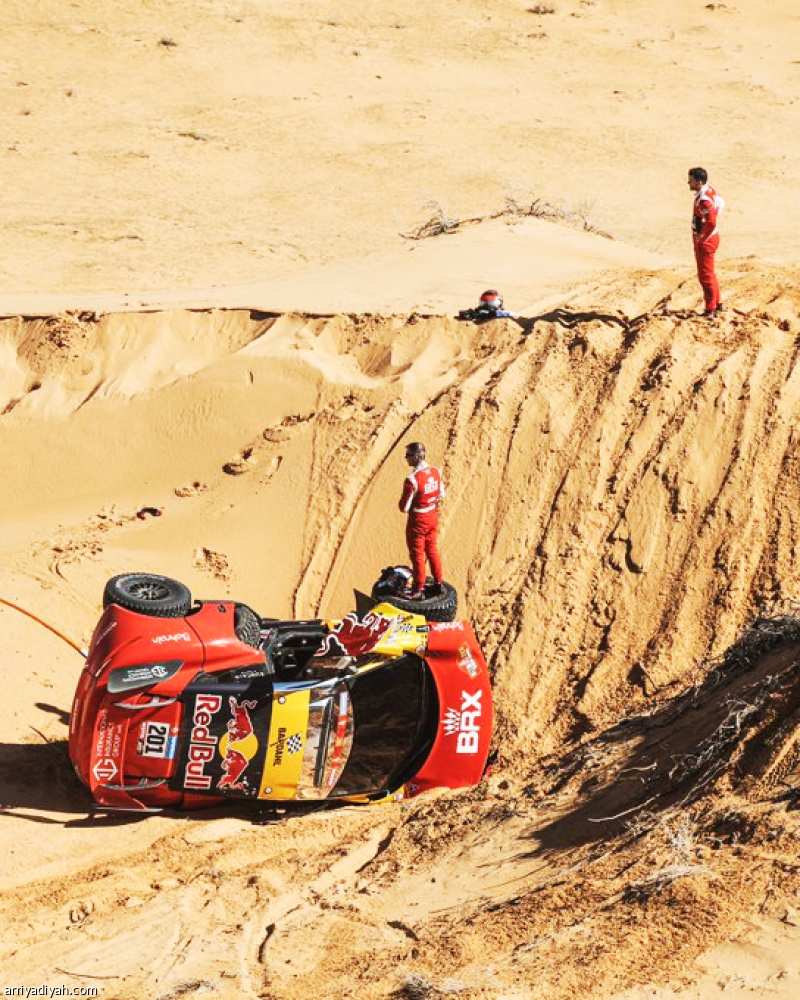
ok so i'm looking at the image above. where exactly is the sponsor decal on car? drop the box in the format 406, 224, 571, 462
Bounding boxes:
218, 697, 259, 792
92, 757, 118, 783
433, 621, 465, 633
152, 631, 192, 645
271, 727, 304, 767
389, 620, 415, 636
457, 643, 480, 679
138, 720, 178, 759
184, 693, 223, 790
176, 689, 272, 796
229, 667, 267, 682
259, 688, 310, 798
92, 708, 124, 783
442, 689, 483, 755
316, 610, 394, 657
107, 659, 183, 694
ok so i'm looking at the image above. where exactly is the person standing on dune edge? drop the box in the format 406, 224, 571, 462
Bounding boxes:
688, 166, 725, 317
399, 442, 446, 600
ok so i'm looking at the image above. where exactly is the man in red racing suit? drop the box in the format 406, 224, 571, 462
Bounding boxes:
688, 166, 725, 316
399, 442, 445, 599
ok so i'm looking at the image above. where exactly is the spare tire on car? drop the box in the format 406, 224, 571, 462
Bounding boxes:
102, 573, 192, 618
370, 567, 458, 623
234, 602, 262, 648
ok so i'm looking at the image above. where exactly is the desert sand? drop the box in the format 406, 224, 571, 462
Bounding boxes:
2, 2, 800, 998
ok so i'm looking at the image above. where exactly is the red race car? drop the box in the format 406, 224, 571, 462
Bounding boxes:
68, 573, 494, 812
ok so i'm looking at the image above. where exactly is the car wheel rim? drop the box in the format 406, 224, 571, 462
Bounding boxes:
128, 581, 170, 602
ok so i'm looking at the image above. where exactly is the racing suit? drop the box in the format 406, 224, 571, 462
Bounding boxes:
399, 461, 445, 592
692, 184, 724, 312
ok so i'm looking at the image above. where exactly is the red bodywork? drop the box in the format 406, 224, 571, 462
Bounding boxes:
69, 599, 493, 811
68, 600, 263, 811
407, 619, 493, 795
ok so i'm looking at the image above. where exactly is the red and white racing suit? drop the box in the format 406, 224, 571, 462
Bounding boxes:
399, 461, 445, 592
692, 184, 723, 311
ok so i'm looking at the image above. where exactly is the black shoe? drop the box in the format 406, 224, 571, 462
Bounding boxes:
434, 583, 447, 597
715, 302, 725, 313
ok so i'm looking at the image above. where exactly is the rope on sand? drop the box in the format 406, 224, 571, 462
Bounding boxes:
0, 596, 86, 656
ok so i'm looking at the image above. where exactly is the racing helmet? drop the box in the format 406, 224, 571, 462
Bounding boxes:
479, 289, 503, 309
376, 565, 413, 597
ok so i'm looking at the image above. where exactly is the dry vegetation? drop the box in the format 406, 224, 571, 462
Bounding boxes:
403, 194, 611, 241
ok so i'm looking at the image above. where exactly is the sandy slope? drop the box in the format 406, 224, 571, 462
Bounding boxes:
3, 263, 800, 1000
4, 1, 800, 998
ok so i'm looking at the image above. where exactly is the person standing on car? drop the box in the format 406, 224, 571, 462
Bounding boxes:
399, 442, 445, 599
688, 166, 725, 316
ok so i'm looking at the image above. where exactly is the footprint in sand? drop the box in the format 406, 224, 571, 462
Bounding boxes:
223, 415, 309, 475
174, 480, 211, 497
223, 447, 257, 476
193, 546, 231, 582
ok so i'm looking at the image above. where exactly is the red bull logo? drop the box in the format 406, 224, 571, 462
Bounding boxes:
218, 697, 258, 791
218, 747, 250, 790
316, 610, 394, 657
227, 697, 256, 741
184, 694, 223, 789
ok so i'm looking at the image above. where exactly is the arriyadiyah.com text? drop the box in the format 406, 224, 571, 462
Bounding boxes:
4, 988, 100, 998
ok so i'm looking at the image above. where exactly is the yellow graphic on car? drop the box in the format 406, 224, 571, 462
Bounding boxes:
367, 605, 428, 657
258, 689, 310, 799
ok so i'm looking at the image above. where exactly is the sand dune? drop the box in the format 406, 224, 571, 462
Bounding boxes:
3, 261, 800, 998
4, 0, 800, 997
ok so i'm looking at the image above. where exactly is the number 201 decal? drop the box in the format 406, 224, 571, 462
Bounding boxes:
138, 721, 177, 759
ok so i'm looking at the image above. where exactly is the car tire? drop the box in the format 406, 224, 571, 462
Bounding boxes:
234, 602, 262, 648
370, 580, 458, 623
103, 573, 192, 618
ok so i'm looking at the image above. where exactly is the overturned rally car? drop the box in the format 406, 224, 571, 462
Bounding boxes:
69, 573, 493, 812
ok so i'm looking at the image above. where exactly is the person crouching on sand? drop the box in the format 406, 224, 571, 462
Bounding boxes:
458, 289, 519, 322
